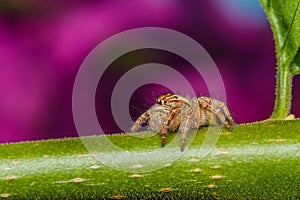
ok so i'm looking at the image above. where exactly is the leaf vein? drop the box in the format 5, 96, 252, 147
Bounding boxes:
281, 0, 300, 51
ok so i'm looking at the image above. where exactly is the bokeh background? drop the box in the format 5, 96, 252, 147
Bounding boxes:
1, 0, 299, 143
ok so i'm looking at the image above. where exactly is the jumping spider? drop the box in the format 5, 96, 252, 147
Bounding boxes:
131, 93, 235, 151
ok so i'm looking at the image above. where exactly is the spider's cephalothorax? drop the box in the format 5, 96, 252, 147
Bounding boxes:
131, 94, 235, 151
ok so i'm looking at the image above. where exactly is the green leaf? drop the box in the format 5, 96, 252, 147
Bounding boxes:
1, 120, 299, 199
261, 0, 300, 68
259, 0, 300, 118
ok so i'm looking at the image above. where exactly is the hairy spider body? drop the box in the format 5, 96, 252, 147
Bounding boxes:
131, 94, 235, 151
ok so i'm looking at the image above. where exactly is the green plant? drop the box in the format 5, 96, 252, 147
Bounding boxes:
259, 0, 300, 119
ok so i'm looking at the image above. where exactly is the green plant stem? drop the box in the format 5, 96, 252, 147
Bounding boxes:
271, 63, 293, 119
259, 0, 300, 119
0, 120, 299, 199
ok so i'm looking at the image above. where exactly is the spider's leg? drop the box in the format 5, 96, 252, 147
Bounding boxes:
196, 100, 208, 126
198, 97, 235, 130
212, 99, 235, 127
160, 107, 180, 147
131, 110, 150, 132
179, 114, 192, 151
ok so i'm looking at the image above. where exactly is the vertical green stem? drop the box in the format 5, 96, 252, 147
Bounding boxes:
259, 0, 300, 119
271, 63, 292, 119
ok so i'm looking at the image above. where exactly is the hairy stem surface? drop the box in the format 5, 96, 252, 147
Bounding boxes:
0, 120, 299, 199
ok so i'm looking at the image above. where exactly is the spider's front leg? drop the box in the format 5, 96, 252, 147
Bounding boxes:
179, 114, 192, 151
160, 107, 181, 147
131, 110, 150, 132
198, 97, 235, 130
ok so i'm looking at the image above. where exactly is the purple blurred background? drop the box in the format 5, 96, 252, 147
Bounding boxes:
1, 0, 299, 143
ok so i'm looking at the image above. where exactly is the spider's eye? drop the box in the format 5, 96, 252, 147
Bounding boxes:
157, 99, 165, 105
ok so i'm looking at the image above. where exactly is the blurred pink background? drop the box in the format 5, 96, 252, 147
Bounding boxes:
1, 0, 299, 143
